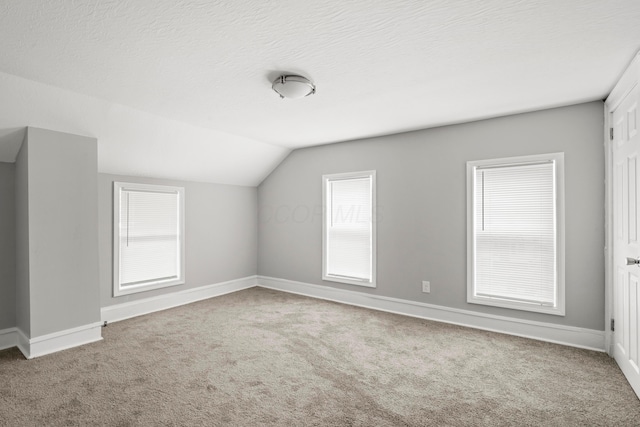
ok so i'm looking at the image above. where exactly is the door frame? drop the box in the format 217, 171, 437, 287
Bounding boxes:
604, 51, 640, 355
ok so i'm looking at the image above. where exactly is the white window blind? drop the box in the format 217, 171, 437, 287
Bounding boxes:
467, 153, 565, 315
113, 183, 185, 296
323, 171, 376, 287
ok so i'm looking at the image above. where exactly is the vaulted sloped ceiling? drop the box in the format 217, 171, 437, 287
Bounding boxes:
0, 0, 639, 186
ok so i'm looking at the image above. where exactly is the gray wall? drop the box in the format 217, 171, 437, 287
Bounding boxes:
14, 141, 30, 335
99, 174, 257, 307
25, 127, 101, 337
258, 102, 605, 331
0, 162, 15, 330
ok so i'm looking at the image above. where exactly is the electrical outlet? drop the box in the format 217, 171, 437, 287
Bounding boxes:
422, 281, 430, 293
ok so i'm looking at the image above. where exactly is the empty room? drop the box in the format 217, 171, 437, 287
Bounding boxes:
1, 1, 640, 425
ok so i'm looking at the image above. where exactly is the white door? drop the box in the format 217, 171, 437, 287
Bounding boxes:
612, 83, 640, 398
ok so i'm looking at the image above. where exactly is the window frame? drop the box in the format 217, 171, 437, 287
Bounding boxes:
322, 170, 377, 288
466, 153, 565, 316
113, 181, 186, 297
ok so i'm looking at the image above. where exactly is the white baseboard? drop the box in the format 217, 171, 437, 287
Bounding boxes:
3, 275, 606, 357
16, 328, 29, 357
0, 327, 18, 351
101, 275, 258, 324
257, 276, 606, 352
16, 322, 103, 359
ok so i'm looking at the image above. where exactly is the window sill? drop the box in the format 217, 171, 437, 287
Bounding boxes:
467, 295, 565, 316
114, 278, 184, 297
322, 275, 376, 288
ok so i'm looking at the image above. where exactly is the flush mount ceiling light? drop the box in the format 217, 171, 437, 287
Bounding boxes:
272, 74, 316, 99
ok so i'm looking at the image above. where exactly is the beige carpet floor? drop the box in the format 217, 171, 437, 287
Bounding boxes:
1, 287, 639, 426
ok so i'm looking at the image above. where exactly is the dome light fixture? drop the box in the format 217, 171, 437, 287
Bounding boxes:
272, 74, 316, 99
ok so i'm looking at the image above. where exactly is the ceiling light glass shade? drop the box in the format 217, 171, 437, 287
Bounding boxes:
272, 75, 316, 99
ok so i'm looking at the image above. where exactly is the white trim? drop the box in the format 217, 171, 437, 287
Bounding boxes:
102, 275, 258, 323
113, 181, 186, 297
257, 276, 605, 352
0, 327, 18, 351
466, 153, 566, 316
607, 52, 640, 113
16, 323, 103, 359
604, 51, 640, 355
604, 102, 614, 355
16, 328, 29, 357
322, 170, 377, 288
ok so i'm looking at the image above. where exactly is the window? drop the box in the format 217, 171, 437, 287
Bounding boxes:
113, 182, 185, 296
467, 153, 565, 315
323, 171, 376, 287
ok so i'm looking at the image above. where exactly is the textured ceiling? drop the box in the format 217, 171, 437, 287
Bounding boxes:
0, 0, 639, 185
